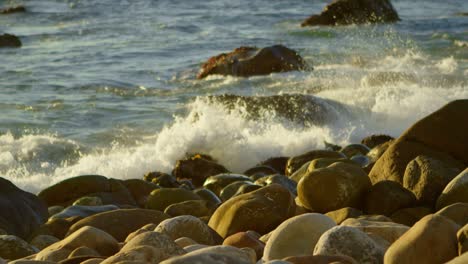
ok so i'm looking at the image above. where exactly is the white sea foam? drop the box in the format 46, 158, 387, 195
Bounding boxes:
435, 57, 458, 74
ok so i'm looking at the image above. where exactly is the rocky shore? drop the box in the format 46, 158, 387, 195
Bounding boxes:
0, 100, 467, 263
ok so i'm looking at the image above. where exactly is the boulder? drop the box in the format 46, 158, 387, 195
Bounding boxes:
301, 0, 400, 26
437, 168, 468, 210
0, 177, 48, 240
197, 45, 308, 79
325, 207, 362, 224
298, 162, 371, 213
313, 226, 384, 264
369, 100, 468, 184
223, 231, 265, 260
36, 226, 119, 262
390, 206, 433, 226
341, 218, 409, 244
155, 215, 217, 245
263, 213, 336, 261
361, 134, 394, 149
0, 34, 21, 48
38, 175, 136, 207
365, 181, 416, 216
0, 235, 38, 260
286, 150, 345, 176
172, 155, 229, 187
403, 155, 462, 206
203, 174, 252, 196
458, 224, 468, 255
49, 205, 118, 220
164, 200, 212, 218
208, 184, 296, 238
159, 245, 255, 264
435, 203, 468, 227
384, 214, 459, 264
145, 188, 201, 211
67, 209, 169, 242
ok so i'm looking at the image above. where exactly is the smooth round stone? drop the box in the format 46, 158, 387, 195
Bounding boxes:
48, 206, 64, 217
313, 226, 384, 264
286, 150, 346, 176
283, 255, 357, 264
340, 144, 370, 158
435, 202, 468, 227
175, 237, 198, 248
361, 134, 394, 149
350, 155, 372, 167
223, 231, 265, 260
30, 235, 60, 250
365, 181, 416, 216
457, 224, 468, 255
437, 168, 468, 210
220, 181, 253, 201
164, 200, 212, 218
0, 235, 38, 260
263, 213, 336, 261
193, 188, 222, 207
145, 188, 201, 211
72, 196, 103, 206
50, 205, 118, 220
390, 206, 433, 226
255, 174, 297, 195
257, 157, 289, 176
341, 218, 410, 244
159, 245, 255, 264
204, 174, 252, 196
243, 166, 278, 177
325, 207, 362, 224
155, 215, 216, 245
120, 231, 185, 257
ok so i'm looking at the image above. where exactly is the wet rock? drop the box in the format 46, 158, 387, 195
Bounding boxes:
72, 197, 102, 206
258, 157, 289, 174
301, 0, 399, 26
340, 144, 370, 158
203, 174, 252, 196
36, 226, 119, 262
223, 231, 264, 260
164, 200, 212, 218
458, 224, 468, 255
145, 188, 201, 211
0, 235, 38, 260
67, 209, 169, 242
365, 180, 416, 216
298, 162, 371, 213
30, 235, 60, 250
38, 175, 136, 207
0, 34, 21, 48
122, 179, 159, 207
263, 213, 336, 261
403, 155, 461, 206
0, 6, 26, 14
325, 207, 363, 224
435, 203, 468, 227
172, 155, 229, 187
0, 177, 48, 240
193, 188, 222, 207
384, 214, 459, 264
255, 174, 297, 195
209, 184, 296, 238
286, 150, 345, 176
313, 226, 384, 264
50, 205, 118, 220
361, 134, 394, 149
155, 215, 216, 245
437, 168, 468, 210
197, 45, 308, 79
341, 218, 409, 244
160, 245, 255, 264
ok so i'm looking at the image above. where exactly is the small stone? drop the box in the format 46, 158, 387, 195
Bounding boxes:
257, 157, 289, 176
100, 245, 171, 264
172, 155, 229, 187
0, 34, 21, 48
119, 231, 185, 258
0, 235, 38, 260
255, 174, 297, 195
193, 189, 222, 207
220, 181, 253, 201
68, 246, 100, 258
155, 215, 216, 245
47, 206, 64, 217
283, 255, 357, 264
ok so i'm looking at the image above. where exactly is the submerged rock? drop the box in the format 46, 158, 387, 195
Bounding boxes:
0, 6, 26, 14
197, 45, 308, 79
301, 0, 400, 26
0, 34, 21, 48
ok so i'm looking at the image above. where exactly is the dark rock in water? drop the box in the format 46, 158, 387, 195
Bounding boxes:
365, 181, 416, 216
0, 177, 48, 240
361, 134, 394, 149
257, 157, 289, 175
0, 34, 21, 48
173, 154, 229, 188
146, 188, 201, 211
203, 174, 252, 196
0, 6, 26, 14
286, 150, 346, 176
197, 45, 308, 79
206, 94, 349, 127
38, 175, 136, 207
301, 0, 400, 26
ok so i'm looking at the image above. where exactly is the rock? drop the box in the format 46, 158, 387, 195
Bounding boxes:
174, 237, 197, 248
369, 100, 468, 184
0, 177, 48, 240
36, 226, 119, 262
263, 213, 336, 261
30, 235, 59, 250
390, 206, 433, 226
122, 179, 159, 207
301, 0, 399, 26
32, 217, 81, 240
458, 224, 468, 255
435, 203, 468, 226
197, 45, 308, 79
233, 184, 262, 197
0, 6, 26, 14
173, 155, 229, 187
361, 134, 394, 149
384, 214, 459, 264
118, 231, 185, 258
208, 184, 296, 238
367, 140, 392, 163
50, 205, 118, 220
340, 144, 370, 158
403, 155, 462, 206
203, 174, 253, 196
38, 175, 136, 207
243, 166, 278, 177
285, 150, 345, 176
313, 226, 384, 264
100, 245, 170, 264
437, 168, 468, 210
223, 231, 264, 260
446, 253, 468, 264
145, 188, 201, 212
255, 174, 297, 195
298, 162, 371, 213
164, 200, 212, 218
220, 181, 254, 201
0, 34, 21, 48
258, 157, 289, 174
72, 197, 102, 206
80, 259, 104, 264
68, 246, 100, 258
306, 158, 353, 173
67, 209, 169, 242
155, 215, 216, 245
325, 207, 363, 224
47, 206, 64, 217
350, 155, 372, 168
283, 255, 357, 264
341, 218, 409, 244
193, 189, 222, 207
159, 245, 255, 264
0, 235, 38, 260
365, 181, 416, 216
